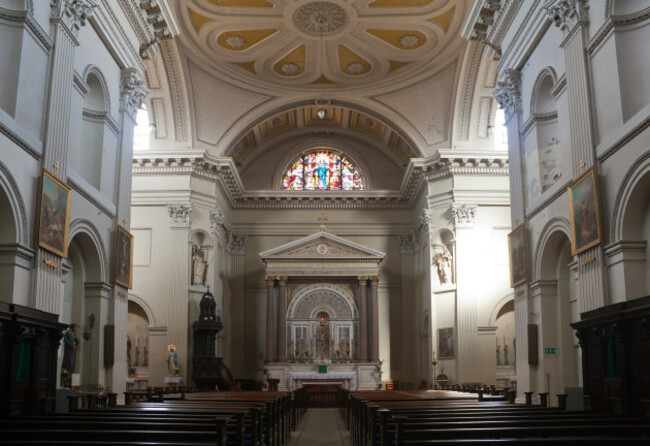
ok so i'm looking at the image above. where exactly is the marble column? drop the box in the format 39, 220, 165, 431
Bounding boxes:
265, 276, 275, 362
277, 276, 288, 362
369, 276, 380, 362
357, 276, 368, 362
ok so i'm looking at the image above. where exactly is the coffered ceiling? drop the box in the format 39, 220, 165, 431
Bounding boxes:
176, 0, 463, 90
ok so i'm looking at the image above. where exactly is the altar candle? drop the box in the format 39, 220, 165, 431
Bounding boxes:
136, 334, 139, 347
503, 335, 506, 346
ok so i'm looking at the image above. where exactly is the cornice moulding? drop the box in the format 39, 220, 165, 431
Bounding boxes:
132, 152, 508, 210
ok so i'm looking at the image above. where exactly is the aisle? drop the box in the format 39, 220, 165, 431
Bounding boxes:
288, 408, 353, 446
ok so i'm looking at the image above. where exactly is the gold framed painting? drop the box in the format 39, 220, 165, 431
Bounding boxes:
38, 169, 72, 257
437, 327, 455, 359
508, 224, 527, 287
114, 225, 134, 289
568, 167, 602, 255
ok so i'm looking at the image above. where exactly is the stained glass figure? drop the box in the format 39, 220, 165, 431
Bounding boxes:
282, 150, 363, 191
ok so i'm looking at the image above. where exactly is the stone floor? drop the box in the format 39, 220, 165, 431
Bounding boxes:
288, 408, 353, 446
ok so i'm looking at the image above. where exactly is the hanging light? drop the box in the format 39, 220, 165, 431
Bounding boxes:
316, 28, 327, 120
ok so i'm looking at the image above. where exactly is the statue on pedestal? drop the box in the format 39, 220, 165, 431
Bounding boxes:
167, 344, 180, 376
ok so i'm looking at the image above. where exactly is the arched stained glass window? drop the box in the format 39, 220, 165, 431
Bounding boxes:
282, 151, 364, 190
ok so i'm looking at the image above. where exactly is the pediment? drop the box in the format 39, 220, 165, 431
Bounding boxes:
260, 231, 385, 262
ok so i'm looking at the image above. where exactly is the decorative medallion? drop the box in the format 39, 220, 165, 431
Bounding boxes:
293, 2, 347, 35
317, 244, 328, 255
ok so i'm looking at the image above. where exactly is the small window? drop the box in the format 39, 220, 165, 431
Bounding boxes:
282, 150, 364, 191
133, 105, 151, 151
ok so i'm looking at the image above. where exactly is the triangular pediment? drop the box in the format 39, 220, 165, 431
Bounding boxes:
260, 231, 385, 262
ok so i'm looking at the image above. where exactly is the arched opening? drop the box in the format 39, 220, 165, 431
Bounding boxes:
282, 149, 364, 190
495, 300, 515, 386
127, 300, 150, 388
620, 169, 650, 298
523, 69, 563, 204
0, 183, 17, 303
60, 232, 103, 388
538, 230, 580, 407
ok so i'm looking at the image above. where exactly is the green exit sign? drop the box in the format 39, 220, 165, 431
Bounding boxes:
544, 348, 559, 354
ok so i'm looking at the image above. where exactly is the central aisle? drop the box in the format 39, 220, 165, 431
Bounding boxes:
289, 408, 353, 446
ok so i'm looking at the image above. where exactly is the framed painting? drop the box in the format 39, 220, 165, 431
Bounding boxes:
437, 327, 455, 359
568, 167, 602, 255
508, 224, 527, 287
114, 225, 134, 288
38, 169, 72, 257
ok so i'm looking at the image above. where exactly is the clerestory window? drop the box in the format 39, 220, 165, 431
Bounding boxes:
282, 150, 364, 190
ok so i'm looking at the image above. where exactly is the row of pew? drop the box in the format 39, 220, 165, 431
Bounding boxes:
0, 388, 308, 446
343, 388, 650, 445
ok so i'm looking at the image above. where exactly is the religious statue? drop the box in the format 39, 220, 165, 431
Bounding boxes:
127, 334, 132, 367
62, 323, 80, 374
434, 246, 453, 285
192, 245, 207, 286
199, 286, 217, 321
167, 344, 180, 376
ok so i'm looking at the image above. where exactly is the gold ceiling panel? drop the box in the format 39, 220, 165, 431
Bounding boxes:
304, 106, 341, 125
207, 0, 274, 7
350, 112, 384, 140
218, 29, 277, 51
273, 45, 306, 77
366, 29, 427, 50
338, 45, 371, 76
228, 131, 256, 162
233, 61, 257, 74
190, 10, 212, 32
389, 132, 417, 161
369, 0, 434, 7
261, 112, 296, 139
430, 7, 455, 31
389, 60, 411, 73
311, 75, 335, 85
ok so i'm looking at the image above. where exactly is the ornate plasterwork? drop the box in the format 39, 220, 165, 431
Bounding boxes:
420, 209, 435, 233
291, 288, 354, 320
167, 202, 192, 227
543, 0, 589, 34
293, 2, 347, 36
492, 68, 521, 122
210, 208, 228, 232
120, 68, 149, 117
50, 0, 97, 37
451, 203, 477, 227
399, 233, 420, 253
227, 232, 248, 254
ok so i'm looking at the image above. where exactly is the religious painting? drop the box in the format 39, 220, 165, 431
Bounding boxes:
508, 224, 527, 287
568, 167, 602, 255
114, 226, 134, 288
38, 169, 72, 257
438, 327, 454, 359
191, 245, 207, 286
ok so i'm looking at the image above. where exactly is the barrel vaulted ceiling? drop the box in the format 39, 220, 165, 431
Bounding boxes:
148, 0, 478, 193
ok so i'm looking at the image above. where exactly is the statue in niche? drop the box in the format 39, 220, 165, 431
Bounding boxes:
127, 335, 132, 367
192, 245, 207, 286
167, 344, 180, 376
62, 323, 80, 374
434, 245, 453, 285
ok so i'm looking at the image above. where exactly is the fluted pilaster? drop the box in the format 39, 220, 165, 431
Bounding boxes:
265, 276, 275, 361
369, 276, 379, 362
276, 276, 288, 362
357, 276, 368, 362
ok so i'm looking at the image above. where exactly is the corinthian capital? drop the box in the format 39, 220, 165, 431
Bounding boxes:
492, 68, 521, 122
51, 0, 97, 37
419, 209, 435, 234
399, 234, 420, 254
227, 232, 247, 255
120, 68, 149, 117
543, 0, 589, 34
210, 208, 227, 233
167, 203, 192, 227
451, 203, 477, 227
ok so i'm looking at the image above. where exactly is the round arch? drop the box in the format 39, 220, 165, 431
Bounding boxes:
128, 293, 156, 327
0, 160, 28, 245
612, 151, 650, 241
489, 293, 515, 327
68, 219, 108, 284
530, 66, 558, 115
82, 64, 111, 113
534, 217, 571, 282
288, 283, 358, 321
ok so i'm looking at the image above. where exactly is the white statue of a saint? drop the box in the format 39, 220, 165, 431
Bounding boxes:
434, 246, 453, 285
192, 246, 206, 285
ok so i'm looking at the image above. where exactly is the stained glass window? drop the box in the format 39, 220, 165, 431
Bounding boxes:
282, 151, 364, 191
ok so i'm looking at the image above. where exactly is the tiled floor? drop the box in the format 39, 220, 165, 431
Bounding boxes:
288, 408, 353, 446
